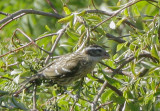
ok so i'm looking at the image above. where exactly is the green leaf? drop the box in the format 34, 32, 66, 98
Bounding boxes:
101, 90, 113, 103
58, 15, 74, 23
52, 90, 58, 97
116, 18, 125, 27
117, 43, 124, 52
12, 97, 27, 110
52, 35, 57, 44
63, 6, 71, 15
87, 74, 97, 81
86, 15, 102, 22
133, 7, 140, 16
111, 95, 125, 104
149, 66, 160, 75
123, 89, 134, 99
134, 48, 140, 58
130, 62, 136, 76
77, 10, 86, 16
66, 30, 79, 40
45, 25, 51, 32
125, 102, 140, 111
11, 69, 22, 75
141, 61, 157, 69
103, 75, 121, 86
117, 1, 121, 6
151, 45, 159, 60
124, 8, 129, 16
0, 90, 9, 96
129, 41, 137, 51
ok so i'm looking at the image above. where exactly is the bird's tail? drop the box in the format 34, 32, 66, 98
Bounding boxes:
13, 74, 44, 96
21, 73, 44, 86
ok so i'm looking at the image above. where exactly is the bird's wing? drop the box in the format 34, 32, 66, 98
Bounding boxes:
42, 54, 84, 79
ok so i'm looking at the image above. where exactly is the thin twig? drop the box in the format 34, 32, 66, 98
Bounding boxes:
91, 81, 108, 111
45, 0, 58, 14
95, 101, 113, 111
12, 28, 51, 54
13, 84, 33, 97
85, 9, 114, 16
79, 97, 92, 103
106, 83, 123, 96
1, 62, 19, 68
112, 53, 159, 77
0, 11, 10, 16
0, 32, 57, 58
32, 83, 38, 111
91, 0, 97, 9
0, 42, 32, 58
116, 53, 159, 72
45, 24, 69, 64
106, 33, 130, 46
0, 13, 25, 30
70, 99, 78, 111
92, 75, 123, 96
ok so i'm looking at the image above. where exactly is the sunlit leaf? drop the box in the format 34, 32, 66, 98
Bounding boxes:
52, 35, 57, 44
58, 15, 74, 23
109, 21, 116, 29
45, 25, 51, 32
63, 6, 71, 15
116, 18, 125, 27
13, 75, 20, 84
11, 69, 22, 75
86, 15, 102, 22
124, 8, 129, 16
117, 43, 124, 52
151, 45, 159, 60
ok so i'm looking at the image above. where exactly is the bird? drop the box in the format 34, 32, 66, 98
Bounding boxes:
21, 45, 109, 87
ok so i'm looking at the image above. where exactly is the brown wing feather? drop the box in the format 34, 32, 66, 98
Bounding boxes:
42, 53, 84, 79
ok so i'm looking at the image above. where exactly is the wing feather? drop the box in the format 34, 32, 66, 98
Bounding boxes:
42, 53, 84, 79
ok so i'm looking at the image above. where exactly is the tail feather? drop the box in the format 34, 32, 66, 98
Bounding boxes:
13, 74, 44, 96
21, 73, 44, 86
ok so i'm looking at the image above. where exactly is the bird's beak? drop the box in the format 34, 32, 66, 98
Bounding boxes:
103, 52, 110, 59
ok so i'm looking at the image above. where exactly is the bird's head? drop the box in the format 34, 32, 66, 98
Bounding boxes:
82, 45, 109, 61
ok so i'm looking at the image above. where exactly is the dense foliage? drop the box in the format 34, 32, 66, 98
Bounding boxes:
0, 0, 160, 110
